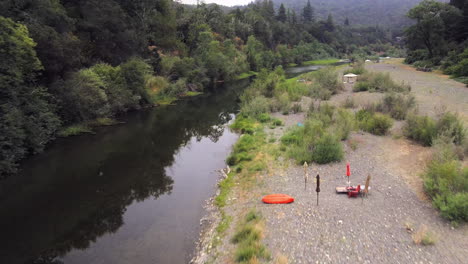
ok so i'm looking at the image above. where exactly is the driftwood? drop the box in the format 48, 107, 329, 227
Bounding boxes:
416, 66, 432, 72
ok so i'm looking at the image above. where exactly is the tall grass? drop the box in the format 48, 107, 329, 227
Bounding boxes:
232, 210, 270, 263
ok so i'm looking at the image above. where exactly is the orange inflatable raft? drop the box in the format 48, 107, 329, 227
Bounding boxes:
262, 194, 294, 204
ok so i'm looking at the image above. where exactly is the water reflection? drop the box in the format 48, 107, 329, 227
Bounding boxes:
0, 79, 248, 264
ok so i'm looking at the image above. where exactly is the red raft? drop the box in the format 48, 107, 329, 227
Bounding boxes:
262, 194, 294, 204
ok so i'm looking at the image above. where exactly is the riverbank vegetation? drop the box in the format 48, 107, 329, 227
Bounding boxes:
404, 0, 468, 85
0, 0, 404, 178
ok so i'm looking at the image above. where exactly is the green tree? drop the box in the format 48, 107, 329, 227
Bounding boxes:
303, 0, 314, 23
277, 3, 287, 22
0, 16, 60, 177
325, 14, 336, 32
406, 0, 461, 58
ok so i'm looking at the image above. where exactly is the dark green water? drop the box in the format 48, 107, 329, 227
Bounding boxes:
0, 79, 249, 264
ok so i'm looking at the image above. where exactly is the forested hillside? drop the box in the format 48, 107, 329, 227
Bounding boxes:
271, 0, 438, 28
0, 0, 401, 178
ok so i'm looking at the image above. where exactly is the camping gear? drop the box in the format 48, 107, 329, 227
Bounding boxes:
262, 194, 294, 204
347, 185, 361, 198
335, 185, 371, 193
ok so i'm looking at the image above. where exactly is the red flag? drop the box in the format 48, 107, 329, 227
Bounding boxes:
346, 163, 350, 177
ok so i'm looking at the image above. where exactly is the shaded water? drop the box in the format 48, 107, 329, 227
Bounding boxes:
0, 79, 249, 264
285, 61, 348, 78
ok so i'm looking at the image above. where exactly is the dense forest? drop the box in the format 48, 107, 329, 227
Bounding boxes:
0, 0, 408, 178
4, 0, 465, 179
270, 0, 429, 29
404, 0, 468, 85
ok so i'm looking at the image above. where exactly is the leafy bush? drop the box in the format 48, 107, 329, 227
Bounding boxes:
404, 114, 437, 146
357, 110, 393, 135
314, 67, 343, 94
376, 93, 416, 120
258, 113, 271, 123
355, 72, 410, 93
276, 92, 291, 114
424, 152, 468, 222
291, 103, 302, 113
404, 112, 466, 146
281, 107, 345, 164
332, 109, 356, 140
241, 96, 270, 118
311, 133, 344, 164
436, 112, 466, 146
342, 97, 355, 108
344, 61, 367, 75
230, 116, 257, 134
353, 81, 370, 92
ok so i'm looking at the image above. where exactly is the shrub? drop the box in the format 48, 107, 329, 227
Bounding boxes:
353, 81, 369, 92
230, 116, 256, 134
376, 93, 416, 120
311, 133, 344, 164
241, 96, 270, 118
232, 210, 270, 263
276, 92, 291, 114
356, 72, 410, 93
404, 112, 466, 146
258, 113, 271, 123
357, 110, 393, 135
404, 114, 437, 146
424, 156, 468, 222
333, 109, 356, 140
342, 97, 355, 108
436, 112, 466, 146
291, 103, 302, 113
344, 61, 366, 75
314, 67, 343, 94
271, 118, 283, 127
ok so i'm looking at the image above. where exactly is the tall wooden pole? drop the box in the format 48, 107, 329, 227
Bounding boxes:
316, 174, 320, 206
303, 162, 308, 191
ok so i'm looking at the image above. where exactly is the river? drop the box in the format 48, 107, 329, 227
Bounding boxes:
0, 64, 330, 264
0, 79, 249, 264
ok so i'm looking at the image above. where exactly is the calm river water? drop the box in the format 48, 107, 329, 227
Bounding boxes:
0, 63, 331, 264
0, 79, 249, 264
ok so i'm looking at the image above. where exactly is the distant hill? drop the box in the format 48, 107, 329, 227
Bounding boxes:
270, 0, 448, 28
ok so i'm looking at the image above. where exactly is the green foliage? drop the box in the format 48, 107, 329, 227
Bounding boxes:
311, 133, 344, 164
231, 116, 257, 135
313, 67, 343, 95
281, 105, 346, 164
241, 96, 270, 119
436, 112, 466, 145
424, 143, 468, 221
345, 61, 367, 75
355, 72, 411, 93
58, 124, 93, 137
0, 17, 60, 177
232, 210, 270, 263
404, 114, 438, 146
356, 110, 393, 135
376, 93, 416, 120
404, 112, 466, 146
